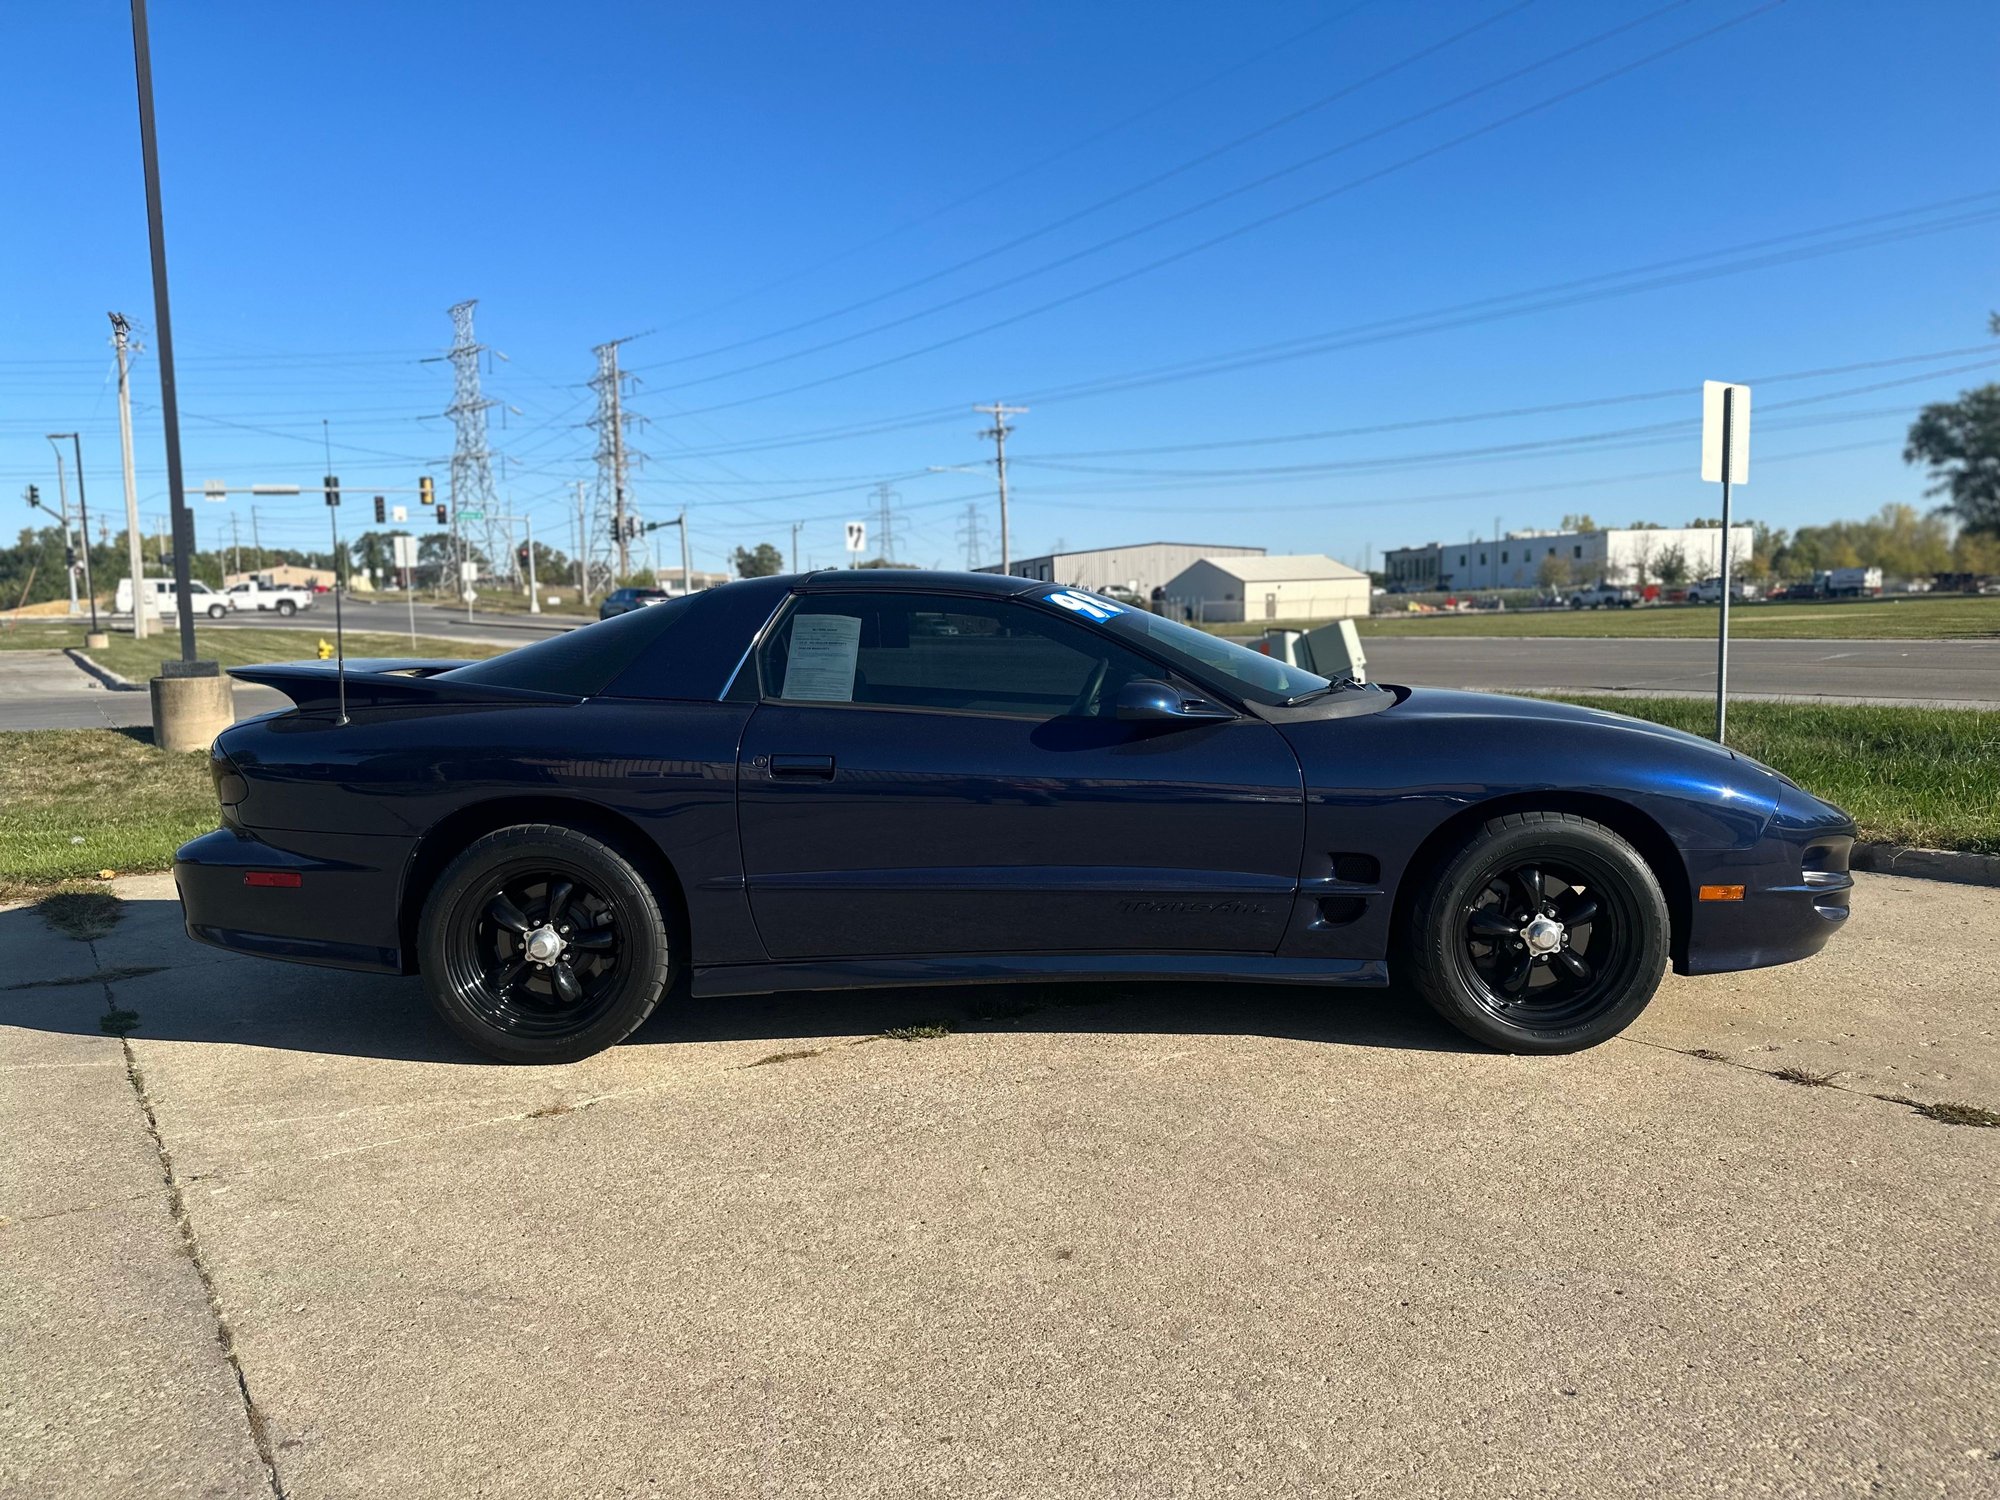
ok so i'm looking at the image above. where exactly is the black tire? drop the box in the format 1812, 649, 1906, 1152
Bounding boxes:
276, 599, 296, 617
417, 823, 673, 1063
1405, 811, 1668, 1053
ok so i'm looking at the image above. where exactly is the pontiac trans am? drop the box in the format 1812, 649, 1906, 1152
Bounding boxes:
174, 570, 1855, 1062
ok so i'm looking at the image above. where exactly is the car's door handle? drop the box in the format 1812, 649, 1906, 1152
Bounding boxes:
769, 753, 836, 780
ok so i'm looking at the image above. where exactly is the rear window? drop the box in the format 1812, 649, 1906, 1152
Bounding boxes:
440, 594, 698, 696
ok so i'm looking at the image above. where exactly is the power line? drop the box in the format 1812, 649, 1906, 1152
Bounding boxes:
637, 0, 1538, 374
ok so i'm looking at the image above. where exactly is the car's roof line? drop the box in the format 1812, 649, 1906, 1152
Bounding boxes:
790, 567, 1041, 597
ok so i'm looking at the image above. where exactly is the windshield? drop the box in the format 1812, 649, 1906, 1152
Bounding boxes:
1037, 588, 1333, 707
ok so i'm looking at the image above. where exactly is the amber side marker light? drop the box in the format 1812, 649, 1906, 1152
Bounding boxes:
1698, 884, 1745, 902
244, 871, 302, 889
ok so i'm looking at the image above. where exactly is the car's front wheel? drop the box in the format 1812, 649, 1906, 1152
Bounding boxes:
1405, 811, 1668, 1053
418, 824, 673, 1063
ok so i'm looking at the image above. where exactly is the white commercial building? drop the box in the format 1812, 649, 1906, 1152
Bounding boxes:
984, 541, 1264, 599
1383, 526, 1753, 592
1161, 553, 1371, 623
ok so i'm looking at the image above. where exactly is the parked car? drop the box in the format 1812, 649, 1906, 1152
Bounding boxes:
114, 576, 230, 619
598, 586, 671, 620
225, 579, 315, 616
1567, 583, 1638, 609
177, 570, 1855, 1065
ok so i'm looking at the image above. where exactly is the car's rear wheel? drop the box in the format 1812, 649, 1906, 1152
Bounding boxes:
207, 603, 227, 618
276, 599, 296, 616
1406, 811, 1668, 1053
418, 824, 672, 1063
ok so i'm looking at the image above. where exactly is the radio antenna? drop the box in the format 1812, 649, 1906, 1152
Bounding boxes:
323, 419, 348, 725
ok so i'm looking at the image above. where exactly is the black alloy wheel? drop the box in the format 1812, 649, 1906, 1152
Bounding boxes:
419, 824, 672, 1063
1406, 811, 1668, 1053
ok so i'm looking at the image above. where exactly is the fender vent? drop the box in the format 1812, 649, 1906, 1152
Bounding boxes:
1316, 896, 1367, 926
1330, 854, 1380, 885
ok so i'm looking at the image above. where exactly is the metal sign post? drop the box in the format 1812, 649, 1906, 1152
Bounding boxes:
1700, 381, 1751, 744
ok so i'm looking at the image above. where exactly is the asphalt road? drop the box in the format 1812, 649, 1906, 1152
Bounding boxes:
1364, 635, 2000, 708
4, 871, 1995, 1498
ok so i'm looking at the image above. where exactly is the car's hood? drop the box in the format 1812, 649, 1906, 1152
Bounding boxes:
1379, 685, 1739, 764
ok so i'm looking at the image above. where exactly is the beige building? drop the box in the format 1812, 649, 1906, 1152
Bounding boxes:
223, 564, 358, 592
984, 541, 1264, 599
1161, 554, 1371, 623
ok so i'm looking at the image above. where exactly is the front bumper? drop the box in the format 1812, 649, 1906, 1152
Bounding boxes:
1681, 786, 1855, 975
174, 826, 411, 974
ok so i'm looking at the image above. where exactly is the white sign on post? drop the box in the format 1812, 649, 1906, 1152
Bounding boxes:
202, 479, 227, 503
391, 535, 419, 569
459, 561, 480, 582
391, 505, 408, 523
1701, 381, 1750, 484
844, 520, 867, 554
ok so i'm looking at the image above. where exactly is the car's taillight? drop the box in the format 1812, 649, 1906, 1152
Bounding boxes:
210, 745, 248, 807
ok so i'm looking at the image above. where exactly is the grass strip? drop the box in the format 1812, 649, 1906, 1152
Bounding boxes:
1549, 695, 2000, 855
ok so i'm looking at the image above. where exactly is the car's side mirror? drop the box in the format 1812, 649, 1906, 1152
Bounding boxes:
1114, 678, 1233, 725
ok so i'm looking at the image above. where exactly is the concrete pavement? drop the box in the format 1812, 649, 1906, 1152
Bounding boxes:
3, 872, 1995, 1498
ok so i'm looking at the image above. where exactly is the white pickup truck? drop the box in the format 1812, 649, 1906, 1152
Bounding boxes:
225, 580, 316, 616
1567, 582, 1638, 609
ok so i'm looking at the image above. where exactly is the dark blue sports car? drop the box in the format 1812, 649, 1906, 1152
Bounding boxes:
174, 570, 1855, 1063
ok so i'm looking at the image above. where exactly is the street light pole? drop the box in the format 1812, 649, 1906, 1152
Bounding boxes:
128, 0, 201, 668
45, 443, 80, 617
53, 434, 100, 635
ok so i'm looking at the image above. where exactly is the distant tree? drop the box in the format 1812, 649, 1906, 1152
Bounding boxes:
1653, 543, 1690, 586
1904, 383, 2000, 535
855, 557, 917, 569
1560, 513, 1598, 533
732, 542, 785, 578
1536, 552, 1574, 591
1684, 517, 1723, 528
349, 530, 407, 583
1626, 520, 1665, 530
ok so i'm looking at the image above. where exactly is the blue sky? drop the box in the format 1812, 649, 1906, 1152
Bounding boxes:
3, 0, 1996, 576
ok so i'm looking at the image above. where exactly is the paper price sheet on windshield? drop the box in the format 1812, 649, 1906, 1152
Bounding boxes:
781, 614, 862, 701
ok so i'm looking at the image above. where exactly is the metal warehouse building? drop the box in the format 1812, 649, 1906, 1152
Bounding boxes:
1161, 553, 1371, 623
1384, 525, 1754, 591
986, 541, 1264, 599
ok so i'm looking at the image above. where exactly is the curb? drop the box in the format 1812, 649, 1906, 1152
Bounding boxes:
64, 648, 141, 693
1852, 843, 2000, 888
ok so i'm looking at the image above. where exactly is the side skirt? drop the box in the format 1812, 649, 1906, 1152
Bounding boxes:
690, 952, 1390, 999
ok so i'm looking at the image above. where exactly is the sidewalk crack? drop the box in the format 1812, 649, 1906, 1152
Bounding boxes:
118, 1035, 289, 1499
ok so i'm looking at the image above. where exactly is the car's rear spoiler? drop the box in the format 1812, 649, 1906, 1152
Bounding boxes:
228, 659, 583, 715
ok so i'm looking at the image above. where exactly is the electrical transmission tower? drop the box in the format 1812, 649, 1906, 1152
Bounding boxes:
871, 481, 899, 565
444, 300, 501, 578
956, 502, 989, 570
589, 339, 644, 584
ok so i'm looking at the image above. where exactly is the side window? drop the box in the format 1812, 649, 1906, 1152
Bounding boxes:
759, 593, 1160, 719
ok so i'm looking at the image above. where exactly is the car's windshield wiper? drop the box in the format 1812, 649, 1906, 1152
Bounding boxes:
1282, 675, 1366, 706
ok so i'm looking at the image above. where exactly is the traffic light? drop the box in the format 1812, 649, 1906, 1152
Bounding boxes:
373, 495, 386, 524
610, 516, 623, 541
516, 543, 531, 573
323, 474, 341, 508
437, 505, 448, 525
419, 475, 434, 507
24, 484, 39, 509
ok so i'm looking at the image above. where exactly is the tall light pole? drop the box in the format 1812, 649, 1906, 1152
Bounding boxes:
128, 0, 202, 668
47, 434, 100, 635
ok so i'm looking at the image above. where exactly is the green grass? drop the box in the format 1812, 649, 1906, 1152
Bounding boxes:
0, 729, 217, 898
1354, 595, 2000, 640
0, 622, 507, 679
1552, 695, 2000, 855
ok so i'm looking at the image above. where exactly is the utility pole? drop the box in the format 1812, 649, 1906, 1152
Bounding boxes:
574, 481, 589, 601
110, 312, 151, 639
974, 401, 1027, 576
250, 504, 262, 558
229, 509, 240, 578
790, 520, 802, 574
